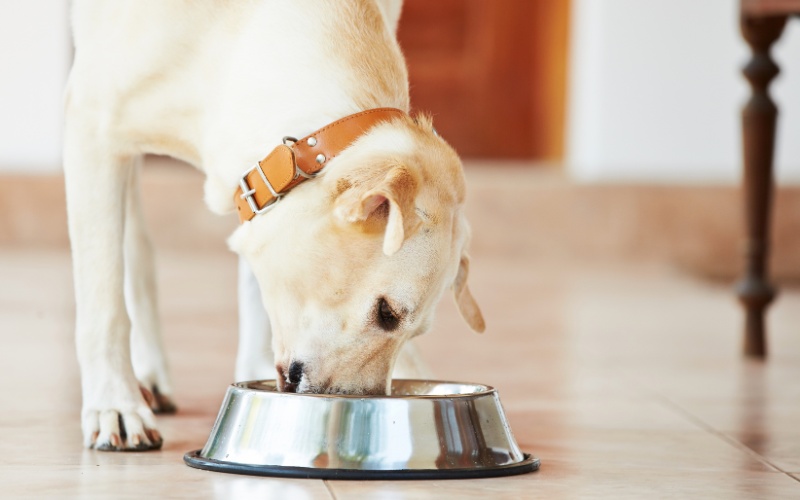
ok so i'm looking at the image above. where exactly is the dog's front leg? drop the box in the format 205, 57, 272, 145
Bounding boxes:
65, 118, 161, 451
392, 341, 432, 380
125, 164, 176, 414
235, 256, 277, 381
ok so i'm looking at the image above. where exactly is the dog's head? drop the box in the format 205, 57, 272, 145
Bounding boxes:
229, 115, 484, 394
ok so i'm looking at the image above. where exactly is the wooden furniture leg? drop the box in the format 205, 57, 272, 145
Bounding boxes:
736, 14, 787, 358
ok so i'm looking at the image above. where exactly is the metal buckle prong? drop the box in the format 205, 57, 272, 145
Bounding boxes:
239, 162, 283, 216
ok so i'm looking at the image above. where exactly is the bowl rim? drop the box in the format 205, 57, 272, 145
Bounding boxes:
232, 378, 498, 400
184, 449, 540, 479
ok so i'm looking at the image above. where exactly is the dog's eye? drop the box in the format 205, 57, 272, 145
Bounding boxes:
376, 297, 400, 331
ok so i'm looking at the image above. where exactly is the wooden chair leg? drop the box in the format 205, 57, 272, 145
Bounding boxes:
736, 14, 787, 358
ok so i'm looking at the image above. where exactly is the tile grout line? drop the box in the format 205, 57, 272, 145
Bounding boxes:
654, 393, 800, 483
323, 479, 339, 500
618, 366, 800, 485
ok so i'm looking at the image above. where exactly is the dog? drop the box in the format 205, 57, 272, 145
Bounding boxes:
65, 0, 484, 451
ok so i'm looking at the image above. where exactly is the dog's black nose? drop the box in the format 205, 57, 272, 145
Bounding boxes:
278, 361, 305, 393
288, 361, 304, 385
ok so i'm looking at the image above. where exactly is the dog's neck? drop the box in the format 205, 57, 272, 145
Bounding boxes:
200, 1, 409, 216
232, 108, 407, 224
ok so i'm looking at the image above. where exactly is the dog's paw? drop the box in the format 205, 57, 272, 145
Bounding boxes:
83, 407, 162, 451
139, 384, 177, 415
131, 341, 177, 415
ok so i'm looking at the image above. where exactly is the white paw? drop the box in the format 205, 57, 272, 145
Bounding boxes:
138, 383, 177, 415
82, 406, 162, 451
131, 333, 176, 414
80, 365, 163, 451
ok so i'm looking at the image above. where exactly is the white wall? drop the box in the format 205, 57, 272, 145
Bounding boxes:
0, 1, 71, 172
567, 0, 800, 184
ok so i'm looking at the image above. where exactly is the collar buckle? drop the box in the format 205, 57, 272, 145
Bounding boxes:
239, 161, 283, 215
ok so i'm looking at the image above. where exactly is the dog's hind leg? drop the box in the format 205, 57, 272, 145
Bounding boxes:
124, 162, 176, 414
235, 256, 277, 381
65, 110, 162, 451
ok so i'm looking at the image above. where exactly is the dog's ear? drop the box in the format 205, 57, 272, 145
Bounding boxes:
335, 166, 421, 256
454, 253, 485, 333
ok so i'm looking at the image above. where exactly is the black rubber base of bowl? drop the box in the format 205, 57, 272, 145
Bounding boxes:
184, 450, 540, 480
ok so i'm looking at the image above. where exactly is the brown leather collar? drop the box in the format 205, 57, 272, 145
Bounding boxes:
234, 108, 406, 223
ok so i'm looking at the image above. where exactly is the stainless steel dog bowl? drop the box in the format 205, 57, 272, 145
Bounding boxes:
184, 379, 539, 479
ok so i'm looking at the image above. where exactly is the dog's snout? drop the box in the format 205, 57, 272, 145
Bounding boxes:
277, 361, 305, 393
288, 361, 304, 385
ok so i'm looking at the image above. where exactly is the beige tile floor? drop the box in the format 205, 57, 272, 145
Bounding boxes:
2, 166, 800, 498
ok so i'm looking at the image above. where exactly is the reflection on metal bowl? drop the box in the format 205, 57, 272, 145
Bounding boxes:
184, 379, 539, 479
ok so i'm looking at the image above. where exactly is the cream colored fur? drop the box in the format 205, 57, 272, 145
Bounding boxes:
65, 0, 483, 451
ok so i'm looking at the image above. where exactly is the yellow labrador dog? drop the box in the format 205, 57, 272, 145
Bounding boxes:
65, 0, 484, 451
